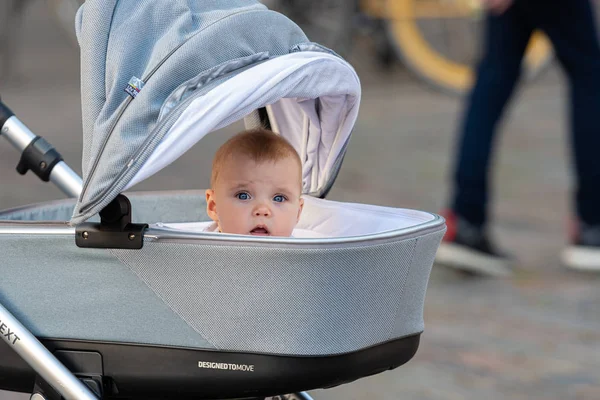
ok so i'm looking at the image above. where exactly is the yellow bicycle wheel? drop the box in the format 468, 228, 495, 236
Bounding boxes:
363, 0, 553, 95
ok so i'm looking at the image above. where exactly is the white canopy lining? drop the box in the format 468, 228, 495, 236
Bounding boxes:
125, 51, 361, 195
156, 196, 437, 239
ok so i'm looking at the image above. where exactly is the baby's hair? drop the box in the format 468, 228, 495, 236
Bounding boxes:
210, 128, 302, 187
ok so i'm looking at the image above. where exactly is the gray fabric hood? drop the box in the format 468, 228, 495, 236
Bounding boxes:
71, 0, 361, 225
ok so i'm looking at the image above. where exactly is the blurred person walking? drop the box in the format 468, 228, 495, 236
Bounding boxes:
437, 0, 600, 275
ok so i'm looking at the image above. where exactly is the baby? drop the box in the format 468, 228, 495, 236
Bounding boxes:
205, 128, 304, 237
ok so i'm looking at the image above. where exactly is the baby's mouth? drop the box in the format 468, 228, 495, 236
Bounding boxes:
250, 225, 270, 236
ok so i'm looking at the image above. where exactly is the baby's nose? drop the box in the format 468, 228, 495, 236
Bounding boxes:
254, 204, 271, 217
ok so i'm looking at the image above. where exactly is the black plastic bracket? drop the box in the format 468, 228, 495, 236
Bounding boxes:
32, 350, 106, 399
258, 107, 271, 130
15, 136, 63, 182
55, 350, 105, 398
76, 195, 148, 250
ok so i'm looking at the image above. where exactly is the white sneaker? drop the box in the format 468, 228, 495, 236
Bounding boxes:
561, 222, 600, 272
435, 210, 514, 277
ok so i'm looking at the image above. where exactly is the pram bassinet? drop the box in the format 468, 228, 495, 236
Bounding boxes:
0, 191, 443, 399
0, 1, 445, 399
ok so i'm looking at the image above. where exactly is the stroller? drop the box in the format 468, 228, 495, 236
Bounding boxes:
0, 1, 445, 399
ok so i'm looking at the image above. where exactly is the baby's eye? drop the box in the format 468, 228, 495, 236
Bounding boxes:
236, 192, 251, 200
273, 195, 286, 203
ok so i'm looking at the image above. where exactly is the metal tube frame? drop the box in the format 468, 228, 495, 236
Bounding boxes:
1, 115, 82, 198
0, 303, 98, 400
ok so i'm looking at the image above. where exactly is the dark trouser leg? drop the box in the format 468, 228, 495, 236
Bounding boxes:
527, 0, 600, 225
451, 5, 533, 226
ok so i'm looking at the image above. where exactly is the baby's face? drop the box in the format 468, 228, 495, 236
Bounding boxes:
206, 155, 304, 237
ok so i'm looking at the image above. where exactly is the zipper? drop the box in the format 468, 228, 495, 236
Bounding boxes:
79, 43, 190, 201
79, 66, 247, 215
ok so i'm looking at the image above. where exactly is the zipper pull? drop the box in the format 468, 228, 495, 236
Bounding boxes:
124, 76, 144, 98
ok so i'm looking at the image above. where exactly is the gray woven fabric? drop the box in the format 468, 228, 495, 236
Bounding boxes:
0, 229, 442, 354
72, 0, 314, 224
112, 230, 444, 356
0, 235, 216, 349
0, 191, 209, 223
243, 110, 264, 130
0, 200, 79, 222
392, 230, 442, 336
0, 193, 444, 355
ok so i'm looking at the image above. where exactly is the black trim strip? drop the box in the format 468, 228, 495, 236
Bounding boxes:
0, 334, 420, 399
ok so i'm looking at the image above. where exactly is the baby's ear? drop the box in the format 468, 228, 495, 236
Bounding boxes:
297, 197, 304, 223
205, 189, 218, 222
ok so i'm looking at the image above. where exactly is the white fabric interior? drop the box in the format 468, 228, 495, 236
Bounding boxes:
155, 197, 436, 238
126, 52, 361, 195
267, 96, 350, 192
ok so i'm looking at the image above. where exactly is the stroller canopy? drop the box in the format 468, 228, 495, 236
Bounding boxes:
71, 0, 361, 225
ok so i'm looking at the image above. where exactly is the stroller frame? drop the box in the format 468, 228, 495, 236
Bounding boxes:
0, 301, 100, 400
0, 102, 82, 198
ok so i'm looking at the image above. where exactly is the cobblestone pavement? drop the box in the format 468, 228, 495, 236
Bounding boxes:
0, 3, 598, 400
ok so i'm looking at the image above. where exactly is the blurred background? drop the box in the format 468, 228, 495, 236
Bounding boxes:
0, 0, 598, 399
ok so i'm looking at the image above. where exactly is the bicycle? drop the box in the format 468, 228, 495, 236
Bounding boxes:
363, 0, 553, 95
264, 0, 553, 95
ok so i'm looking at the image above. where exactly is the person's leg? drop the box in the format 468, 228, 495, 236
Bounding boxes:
529, 0, 600, 226
451, 4, 534, 227
529, 0, 600, 270
437, 4, 535, 276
